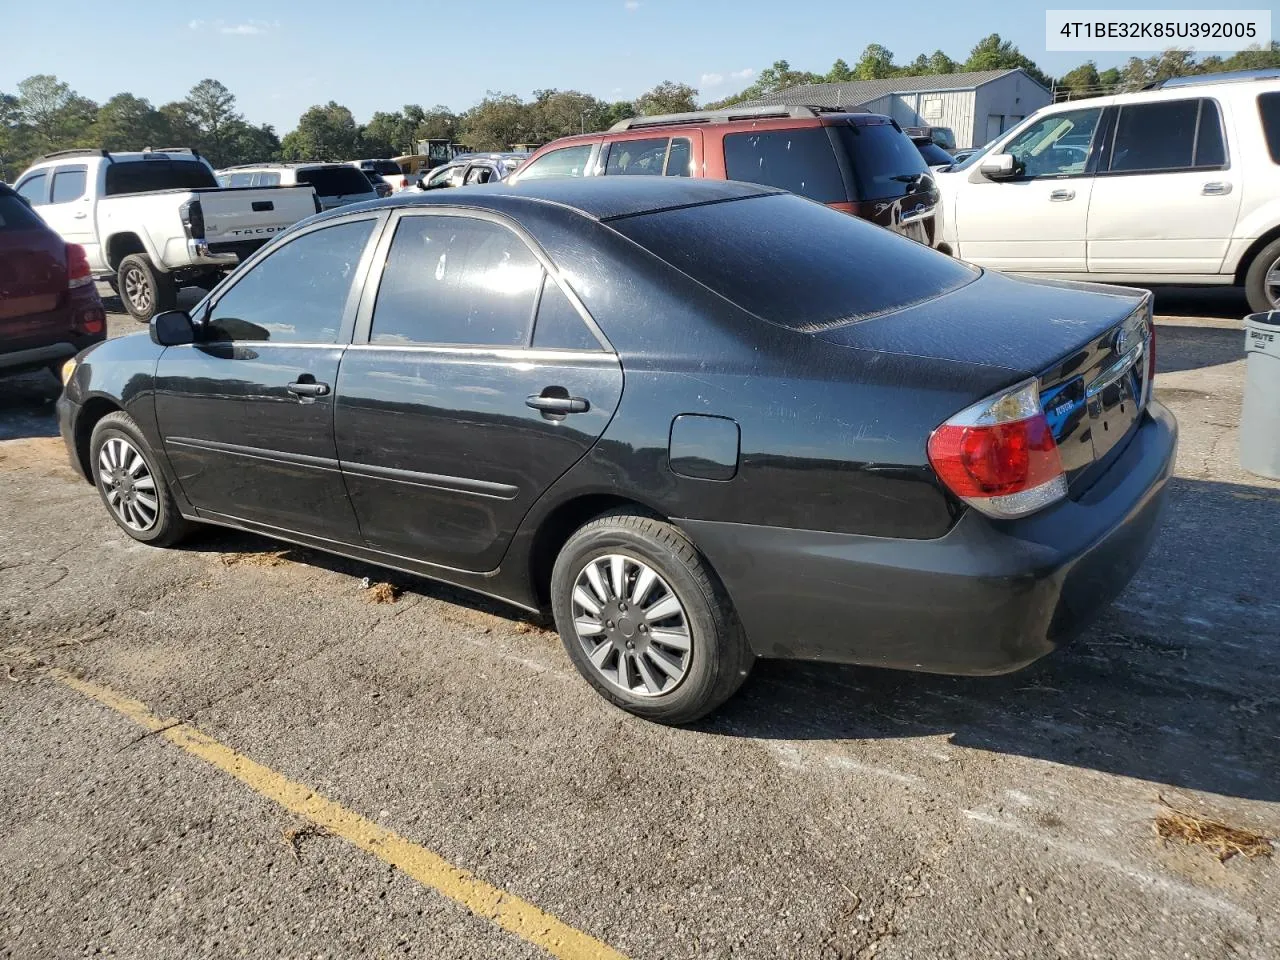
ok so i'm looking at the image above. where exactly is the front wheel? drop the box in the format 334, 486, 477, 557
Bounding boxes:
89, 411, 193, 546
118, 254, 176, 323
1244, 237, 1280, 313
550, 510, 752, 724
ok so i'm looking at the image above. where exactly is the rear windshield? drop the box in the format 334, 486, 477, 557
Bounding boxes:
835, 123, 931, 201
366, 159, 403, 176
609, 193, 978, 330
298, 166, 376, 197
722, 128, 846, 203
0, 193, 44, 230
104, 159, 218, 195
915, 140, 954, 167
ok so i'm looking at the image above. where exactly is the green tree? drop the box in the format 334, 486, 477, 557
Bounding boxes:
179, 79, 244, 165
1058, 61, 1102, 97
1098, 66, 1122, 87
1222, 42, 1280, 71
94, 94, 167, 151
633, 81, 698, 116
703, 59, 822, 108
412, 105, 460, 144
927, 50, 958, 74
0, 92, 36, 180
17, 74, 96, 148
964, 34, 1053, 88
222, 121, 280, 165
281, 102, 363, 160
855, 44, 897, 80
360, 110, 408, 156
458, 93, 528, 152
826, 58, 855, 82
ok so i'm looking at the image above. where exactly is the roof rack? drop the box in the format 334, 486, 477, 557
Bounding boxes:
35, 148, 111, 163
608, 103, 862, 131
144, 146, 200, 157
1146, 68, 1280, 90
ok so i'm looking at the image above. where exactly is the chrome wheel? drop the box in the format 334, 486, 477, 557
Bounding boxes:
122, 265, 152, 314
1266, 256, 1280, 309
97, 437, 158, 532
571, 553, 692, 697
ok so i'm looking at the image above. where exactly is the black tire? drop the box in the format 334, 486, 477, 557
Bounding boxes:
550, 510, 753, 724
117, 253, 176, 323
89, 411, 193, 547
1244, 237, 1280, 314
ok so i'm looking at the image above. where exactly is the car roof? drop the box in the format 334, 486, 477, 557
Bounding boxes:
315, 177, 781, 225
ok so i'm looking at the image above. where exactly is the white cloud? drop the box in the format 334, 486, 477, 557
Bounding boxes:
700, 68, 754, 89
700, 72, 725, 87
188, 19, 205, 29
730, 68, 756, 81
189, 18, 275, 35
624, 1, 641, 10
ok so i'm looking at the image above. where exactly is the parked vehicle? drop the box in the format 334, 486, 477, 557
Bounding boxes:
509, 105, 939, 244
935, 70, 1280, 311
903, 125, 957, 151
13, 148, 318, 322
419, 153, 527, 189
349, 158, 406, 192
911, 135, 956, 170
216, 163, 379, 213
58, 178, 1175, 723
357, 169, 393, 198
0, 183, 105, 378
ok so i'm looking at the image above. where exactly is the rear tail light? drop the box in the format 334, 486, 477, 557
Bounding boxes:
73, 306, 105, 336
66, 244, 93, 289
179, 199, 205, 240
927, 380, 1067, 520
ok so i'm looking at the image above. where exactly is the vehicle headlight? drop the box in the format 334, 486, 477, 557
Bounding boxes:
61, 358, 77, 385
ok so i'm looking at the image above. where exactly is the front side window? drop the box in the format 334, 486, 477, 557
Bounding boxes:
51, 166, 87, 204
1000, 108, 1100, 178
1107, 99, 1225, 173
604, 138, 670, 176
205, 219, 374, 343
515, 144, 594, 181
371, 215, 542, 347
722, 128, 846, 203
424, 164, 460, 188
1261, 93, 1280, 165
16, 172, 48, 206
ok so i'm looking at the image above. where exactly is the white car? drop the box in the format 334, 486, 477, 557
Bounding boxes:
216, 163, 380, 212
934, 70, 1280, 312
13, 148, 319, 321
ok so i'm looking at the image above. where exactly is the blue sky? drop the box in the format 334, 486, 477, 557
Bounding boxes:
0, 1, 1216, 132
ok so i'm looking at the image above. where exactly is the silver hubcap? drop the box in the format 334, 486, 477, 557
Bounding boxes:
571, 554, 692, 697
123, 265, 151, 313
97, 437, 158, 532
1265, 256, 1280, 308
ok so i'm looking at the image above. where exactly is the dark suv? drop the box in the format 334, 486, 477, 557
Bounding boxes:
509, 105, 939, 244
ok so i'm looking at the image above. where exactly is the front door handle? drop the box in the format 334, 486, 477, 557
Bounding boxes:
526, 393, 589, 414
1202, 181, 1231, 196
1049, 188, 1075, 201
288, 380, 330, 398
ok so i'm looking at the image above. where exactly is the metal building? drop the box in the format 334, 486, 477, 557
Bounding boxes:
747, 68, 1052, 149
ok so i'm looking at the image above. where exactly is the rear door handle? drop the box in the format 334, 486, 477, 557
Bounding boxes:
288, 380, 330, 398
1049, 188, 1075, 201
1202, 181, 1231, 196
526, 394, 589, 414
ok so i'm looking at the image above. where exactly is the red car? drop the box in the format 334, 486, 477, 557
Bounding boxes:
0, 183, 105, 378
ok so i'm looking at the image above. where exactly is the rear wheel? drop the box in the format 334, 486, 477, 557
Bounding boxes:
118, 254, 176, 323
1244, 237, 1280, 313
89, 412, 193, 546
550, 510, 752, 724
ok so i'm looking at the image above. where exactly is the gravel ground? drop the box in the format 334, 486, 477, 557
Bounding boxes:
1, 285, 1277, 959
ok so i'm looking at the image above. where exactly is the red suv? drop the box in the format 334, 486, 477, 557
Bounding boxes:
0, 183, 105, 378
509, 105, 939, 244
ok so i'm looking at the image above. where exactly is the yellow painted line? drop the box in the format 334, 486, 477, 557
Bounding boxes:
51, 670, 628, 960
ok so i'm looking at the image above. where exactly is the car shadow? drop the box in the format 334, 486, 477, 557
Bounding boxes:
1150, 285, 1250, 320
696, 474, 1280, 803
0, 370, 61, 440
1155, 322, 1244, 375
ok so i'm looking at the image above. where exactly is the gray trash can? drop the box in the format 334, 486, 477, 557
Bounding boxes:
1241, 311, 1280, 481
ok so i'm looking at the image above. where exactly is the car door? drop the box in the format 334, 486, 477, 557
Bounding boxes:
36, 165, 97, 259
334, 208, 623, 572
154, 214, 382, 540
952, 106, 1103, 272
1086, 97, 1241, 275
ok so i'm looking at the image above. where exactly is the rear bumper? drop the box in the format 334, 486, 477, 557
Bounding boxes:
679, 401, 1178, 675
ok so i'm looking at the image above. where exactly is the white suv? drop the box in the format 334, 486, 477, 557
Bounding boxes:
935, 70, 1280, 312
215, 162, 379, 211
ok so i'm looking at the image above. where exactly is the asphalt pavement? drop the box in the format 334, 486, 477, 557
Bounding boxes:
1, 286, 1277, 959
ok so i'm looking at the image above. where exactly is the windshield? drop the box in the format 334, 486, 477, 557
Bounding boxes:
104, 159, 218, 195
297, 167, 376, 197
608, 193, 978, 331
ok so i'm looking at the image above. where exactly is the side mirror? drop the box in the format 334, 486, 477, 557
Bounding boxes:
150, 310, 195, 346
979, 153, 1016, 180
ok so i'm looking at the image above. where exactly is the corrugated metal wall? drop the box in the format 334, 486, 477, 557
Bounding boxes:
855, 76, 1050, 149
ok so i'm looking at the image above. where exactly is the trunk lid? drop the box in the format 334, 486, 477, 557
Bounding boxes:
0, 227, 66, 326
818, 270, 1153, 494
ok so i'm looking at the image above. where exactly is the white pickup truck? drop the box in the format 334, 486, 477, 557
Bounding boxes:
13, 148, 319, 321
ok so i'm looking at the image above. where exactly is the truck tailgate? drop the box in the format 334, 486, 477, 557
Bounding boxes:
195, 186, 317, 246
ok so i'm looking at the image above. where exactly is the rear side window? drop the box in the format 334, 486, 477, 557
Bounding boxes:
228, 173, 254, 188
16, 172, 48, 206
257, 171, 281, 186
666, 138, 692, 177
297, 167, 375, 197
532, 277, 600, 351
369, 160, 402, 176
609, 193, 978, 331
51, 166, 87, 203
104, 160, 218, 195
605, 138, 667, 175
371, 215, 542, 347
517, 144, 594, 180
836, 123, 931, 200
1107, 99, 1225, 173
722, 128, 846, 203
1258, 93, 1280, 164
0, 193, 45, 229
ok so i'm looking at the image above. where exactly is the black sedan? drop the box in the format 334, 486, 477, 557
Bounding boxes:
57, 178, 1177, 723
